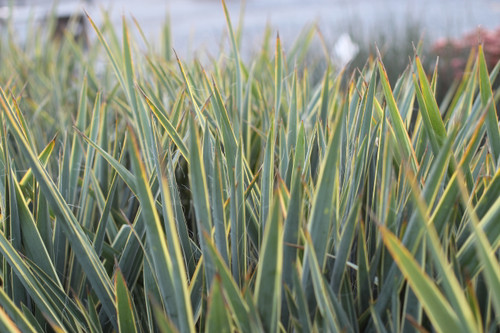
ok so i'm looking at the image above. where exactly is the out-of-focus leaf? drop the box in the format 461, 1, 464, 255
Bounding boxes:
115, 270, 138, 333
380, 226, 465, 333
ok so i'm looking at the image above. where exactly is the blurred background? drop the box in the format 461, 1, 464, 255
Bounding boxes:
2, 1, 499, 53
1, 0, 500, 93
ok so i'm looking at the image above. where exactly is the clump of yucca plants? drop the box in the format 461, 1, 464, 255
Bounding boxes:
0, 2, 499, 332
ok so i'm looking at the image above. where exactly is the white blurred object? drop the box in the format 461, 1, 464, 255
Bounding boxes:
333, 33, 359, 67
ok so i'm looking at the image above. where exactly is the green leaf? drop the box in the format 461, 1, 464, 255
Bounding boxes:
116, 270, 138, 333
330, 201, 360, 294
0, 306, 22, 333
210, 77, 238, 166
477, 45, 500, 163
254, 196, 283, 333
204, 234, 254, 333
152, 123, 196, 329
140, 88, 189, 162
319, 65, 330, 125
205, 278, 232, 333
212, 137, 229, 265
0, 230, 64, 329
19, 136, 56, 196
230, 138, 247, 286
222, 0, 243, 115
282, 155, 304, 290
380, 226, 464, 333
405, 166, 479, 332
453, 171, 500, 318
304, 232, 342, 332
77, 130, 137, 196
68, 77, 88, 205
0, 288, 38, 333
274, 34, 283, 127
188, 115, 215, 286
378, 60, 418, 172
302, 101, 344, 298
286, 69, 299, 155
174, 52, 205, 126
0, 88, 117, 327
127, 126, 194, 332
261, 123, 275, 229
11, 170, 61, 287
414, 56, 447, 146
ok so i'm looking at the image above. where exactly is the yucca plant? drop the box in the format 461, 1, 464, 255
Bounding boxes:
0, 2, 499, 332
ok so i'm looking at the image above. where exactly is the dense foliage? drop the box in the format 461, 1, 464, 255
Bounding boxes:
0, 4, 499, 332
